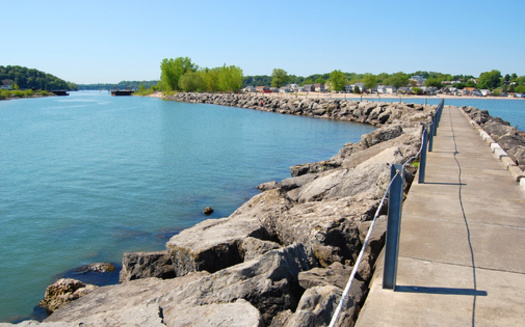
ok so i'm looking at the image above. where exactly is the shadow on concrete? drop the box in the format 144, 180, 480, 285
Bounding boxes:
422, 182, 467, 186
395, 285, 487, 296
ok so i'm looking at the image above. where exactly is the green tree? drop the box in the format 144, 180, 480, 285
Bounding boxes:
271, 68, 290, 87
329, 70, 346, 91
314, 77, 326, 84
179, 71, 205, 92
515, 85, 525, 94
159, 57, 197, 91
362, 73, 377, 90
301, 78, 314, 86
478, 70, 502, 89
217, 65, 243, 92
425, 77, 442, 88
383, 72, 409, 88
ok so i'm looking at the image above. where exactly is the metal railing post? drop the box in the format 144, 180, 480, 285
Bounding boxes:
429, 119, 435, 152
418, 128, 428, 184
383, 164, 404, 290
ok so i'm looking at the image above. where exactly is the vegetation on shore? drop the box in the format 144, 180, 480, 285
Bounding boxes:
0, 89, 52, 100
0, 65, 77, 91
158, 57, 243, 93
77, 80, 158, 91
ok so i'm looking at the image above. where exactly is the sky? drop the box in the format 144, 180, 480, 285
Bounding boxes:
2, 0, 524, 84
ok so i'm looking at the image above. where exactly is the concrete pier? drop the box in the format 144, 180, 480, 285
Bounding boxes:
355, 105, 525, 326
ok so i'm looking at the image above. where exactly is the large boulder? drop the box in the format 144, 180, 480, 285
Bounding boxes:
166, 189, 293, 276
119, 250, 175, 282
38, 278, 97, 313
47, 244, 309, 326
283, 285, 355, 327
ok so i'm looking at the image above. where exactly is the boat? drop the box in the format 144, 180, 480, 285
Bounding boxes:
111, 89, 134, 96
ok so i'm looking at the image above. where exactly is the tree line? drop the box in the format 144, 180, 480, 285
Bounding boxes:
158, 57, 243, 93
245, 69, 525, 93
77, 80, 158, 90
0, 65, 77, 91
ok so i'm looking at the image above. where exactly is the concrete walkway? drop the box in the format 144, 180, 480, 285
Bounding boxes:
355, 105, 525, 326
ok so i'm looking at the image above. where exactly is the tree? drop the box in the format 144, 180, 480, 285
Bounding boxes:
217, 65, 243, 92
362, 73, 377, 90
301, 78, 314, 86
179, 71, 205, 92
271, 68, 289, 87
383, 72, 409, 88
159, 57, 197, 91
478, 70, 502, 89
314, 77, 326, 84
515, 85, 525, 94
330, 70, 346, 92
425, 77, 442, 88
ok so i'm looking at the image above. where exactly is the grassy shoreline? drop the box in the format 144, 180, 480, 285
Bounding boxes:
0, 89, 55, 101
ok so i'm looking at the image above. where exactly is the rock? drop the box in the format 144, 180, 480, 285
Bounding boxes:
298, 262, 367, 304
283, 285, 355, 327
38, 278, 97, 313
238, 236, 281, 261
47, 245, 309, 326
203, 206, 214, 215
119, 250, 175, 282
256, 180, 279, 191
75, 262, 116, 273
161, 300, 264, 327
280, 173, 319, 191
45, 272, 209, 325
166, 189, 292, 276
0, 321, 73, 326
163, 243, 310, 325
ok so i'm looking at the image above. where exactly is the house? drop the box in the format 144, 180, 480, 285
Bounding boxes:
376, 85, 397, 94
397, 87, 412, 94
1, 79, 13, 90
242, 86, 256, 93
314, 83, 326, 92
302, 84, 315, 92
256, 86, 270, 93
288, 84, 300, 92
347, 83, 365, 93
279, 86, 290, 93
480, 89, 491, 97
409, 75, 427, 86
270, 87, 279, 93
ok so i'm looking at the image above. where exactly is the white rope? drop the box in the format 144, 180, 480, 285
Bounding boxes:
328, 170, 400, 327
328, 100, 444, 326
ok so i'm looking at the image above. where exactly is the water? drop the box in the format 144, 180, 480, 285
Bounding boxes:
0, 91, 375, 322
362, 97, 525, 132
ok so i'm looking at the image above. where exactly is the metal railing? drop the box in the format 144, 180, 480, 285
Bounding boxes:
329, 100, 444, 326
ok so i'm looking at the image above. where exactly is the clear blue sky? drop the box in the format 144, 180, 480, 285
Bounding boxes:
3, 0, 524, 84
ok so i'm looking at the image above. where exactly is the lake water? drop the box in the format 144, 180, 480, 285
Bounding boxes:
0, 91, 375, 322
362, 97, 525, 132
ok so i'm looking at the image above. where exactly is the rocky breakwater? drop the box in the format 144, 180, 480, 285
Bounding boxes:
165, 92, 411, 126
6, 96, 436, 327
461, 106, 525, 184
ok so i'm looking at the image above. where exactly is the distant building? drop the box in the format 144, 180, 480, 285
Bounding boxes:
302, 84, 315, 92
256, 86, 270, 93
242, 86, 256, 93
409, 75, 427, 86
1, 79, 13, 90
314, 83, 326, 92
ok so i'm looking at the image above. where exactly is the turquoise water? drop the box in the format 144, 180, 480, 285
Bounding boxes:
0, 91, 375, 322
362, 97, 525, 132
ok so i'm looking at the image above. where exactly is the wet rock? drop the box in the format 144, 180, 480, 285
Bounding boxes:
38, 278, 97, 313
119, 250, 175, 282
203, 206, 214, 215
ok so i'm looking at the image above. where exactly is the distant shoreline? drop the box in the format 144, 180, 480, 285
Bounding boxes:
148, 91, 523, 102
